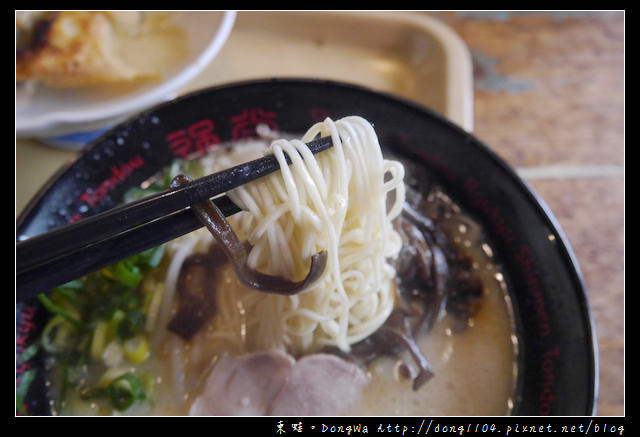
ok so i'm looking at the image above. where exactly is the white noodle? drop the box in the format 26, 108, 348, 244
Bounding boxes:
222, 116, 405, 353
155, 116, 405, 357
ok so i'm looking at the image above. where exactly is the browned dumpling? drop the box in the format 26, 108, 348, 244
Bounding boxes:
16, 11, 158, 87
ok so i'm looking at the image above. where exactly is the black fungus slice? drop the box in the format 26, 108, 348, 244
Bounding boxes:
171, 173, 327, 296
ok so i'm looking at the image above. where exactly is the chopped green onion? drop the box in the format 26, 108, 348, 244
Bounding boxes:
16, 369, 36, 415
36, 161, 184, 414
51, 279, 86, 305
90, 320, 109, 361
105, 310, 125, 340
123, 186, 162, 203
16, 343, 39, 364
55, 279, 85, 291
104, 261, 143, 289
139, 245, 165, 268
37, 294, 83, 329
123, 336, 150, 364
117, 309, 145, 340
108, 372, 146, 411
41, 315, 76, 354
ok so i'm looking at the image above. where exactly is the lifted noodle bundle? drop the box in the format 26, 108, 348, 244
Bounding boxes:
205, 116, 405, 354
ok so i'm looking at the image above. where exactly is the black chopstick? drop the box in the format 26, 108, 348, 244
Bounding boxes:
16, 196, 239, 300
16, 136, 333, 300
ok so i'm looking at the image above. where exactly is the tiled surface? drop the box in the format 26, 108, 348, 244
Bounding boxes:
430, 11, 624, 416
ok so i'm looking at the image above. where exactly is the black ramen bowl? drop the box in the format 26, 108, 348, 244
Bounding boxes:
16, 78, 598, 416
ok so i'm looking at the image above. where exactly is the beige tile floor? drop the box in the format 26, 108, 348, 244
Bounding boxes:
431, 11, 624, 416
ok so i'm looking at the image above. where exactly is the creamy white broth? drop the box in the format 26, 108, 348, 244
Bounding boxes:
47, 125, 517, 416
347, 276, 516, 416
345, 175, 517, 415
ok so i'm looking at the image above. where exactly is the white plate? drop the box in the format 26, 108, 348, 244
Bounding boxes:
16, 11, 236, 147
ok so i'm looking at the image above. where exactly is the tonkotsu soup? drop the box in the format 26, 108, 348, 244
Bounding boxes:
38, 117, 517, 416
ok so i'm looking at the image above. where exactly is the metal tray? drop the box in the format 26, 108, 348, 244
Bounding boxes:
16, 11, 473, 216
186, 11, 473, 130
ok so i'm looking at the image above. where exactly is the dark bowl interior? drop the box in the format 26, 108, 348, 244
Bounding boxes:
16, 78, 598, 416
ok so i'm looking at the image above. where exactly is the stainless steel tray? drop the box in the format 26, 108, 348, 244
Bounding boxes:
16, 11, 473, 216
